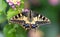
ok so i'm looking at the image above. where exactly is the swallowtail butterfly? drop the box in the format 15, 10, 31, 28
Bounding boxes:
9, 10, 50, 30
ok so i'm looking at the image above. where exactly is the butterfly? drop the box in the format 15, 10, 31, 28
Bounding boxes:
9, 10, 51, 30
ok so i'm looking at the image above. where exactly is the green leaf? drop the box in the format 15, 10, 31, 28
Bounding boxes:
3, 24, 28, 37
0, 0, 7, 13
0, 13, 6, 23
7, 8, 19, 20
3, 24, 16, 37
20, 0, 24, 9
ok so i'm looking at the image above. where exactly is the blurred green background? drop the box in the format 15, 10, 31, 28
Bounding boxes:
0, 0, 60, 37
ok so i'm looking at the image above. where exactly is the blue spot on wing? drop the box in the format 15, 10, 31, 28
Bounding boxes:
31, 24, 37, 28
23, 24, 30, 28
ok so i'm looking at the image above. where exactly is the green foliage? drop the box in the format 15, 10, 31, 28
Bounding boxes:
0, 0, 7, 24
0, 13, 6, 23
7, 8, 19, 20
0, 0, 7, 13
0, 0, 28, 37
3, 24, 27, 37
3, 24, 16, 37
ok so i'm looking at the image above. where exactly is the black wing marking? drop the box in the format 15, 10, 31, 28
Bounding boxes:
35, 14, 50, 25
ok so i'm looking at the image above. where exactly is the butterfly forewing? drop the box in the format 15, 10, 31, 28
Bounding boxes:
35, 14, 50, 25
10, 13, 26, 25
